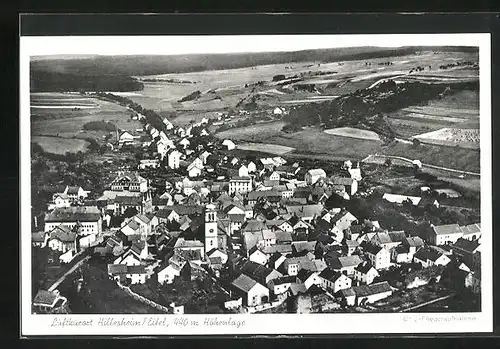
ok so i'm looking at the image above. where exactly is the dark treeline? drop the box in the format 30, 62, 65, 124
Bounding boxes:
30, 70, 144, 93
95, 92, 166, 132
31, 46, 478, 78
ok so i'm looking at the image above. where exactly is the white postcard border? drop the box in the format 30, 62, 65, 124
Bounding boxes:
20, 33, 492, 336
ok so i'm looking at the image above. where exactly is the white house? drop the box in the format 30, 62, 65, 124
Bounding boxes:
44, 206, 102, 236
187, 162, 203, 177
179, 138, 190, 149
223, 139, 236, 150
229, 176, 253, 195
138, 159, 160, 170
163, 118, 174, 130
238, 165, 249, 177
48, 193, 71, 210
46, 225, 76, 253
413, 247, 451, 268
249, 249, 269, 266
318, 269, 352, 293
166, 149, 181, 169
363, 243, 391, 270
430, 224, 464, 246
305, 169, 326, 185
231, 274, 270, 307
353, 262, 379, 285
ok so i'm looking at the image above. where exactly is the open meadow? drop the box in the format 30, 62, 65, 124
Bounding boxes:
387, 89, 479, 139
125, 50, 478, 126
31, 135, 91, 154
30, 93, 143, 153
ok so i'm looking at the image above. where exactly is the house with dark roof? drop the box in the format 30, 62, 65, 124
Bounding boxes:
413, 247, 451, 268
46, 224, 77, 253
451, 238, 481, 265
267, 275, 294, 295
108, 264, 148, 284
459, 223, 481, 241
328, 255, 364, 275
329, 176, 358, 196
239, 260, 283, 285
230, 274, 269, 307
32, 231, 48, 247
361, 242, 391, 270
318, 268, 352, 293
267, 252, 287, 270
292, 241, 316, 255
33, 290, 67, 313
353, 262, 379, 285
296, 269, 321, 290
338, 281, 393, 306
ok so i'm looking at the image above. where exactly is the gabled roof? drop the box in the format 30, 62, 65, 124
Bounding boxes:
405, 236, 424, 247
33, 290, 59, 306
460, 223, 481, 236
318, 268, 345, 282
66, 186, 83, 195
388, 231, 406, 243
292, 241, 316, 253
330, 177, 354, 186
49, 224, 76, 242
432, 224, 462, 236
32, 231, 46, 242
452, 238, 480, 253
414, 247, 443, 262
231, 273, 258, 293
329, 255, 363, 269
286, 204, 323, 218
275, 230, 293, 243
362, 242, 384, 255
341, 281, 392, 297
45, 206, 101, 222
174, 238, 204, 249
262, 244, 293, 255
242, 219, 266, 232
355, 262, 377, 274
307, 169, 326, 177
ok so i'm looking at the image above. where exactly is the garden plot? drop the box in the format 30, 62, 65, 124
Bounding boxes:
411, 128, 479, 149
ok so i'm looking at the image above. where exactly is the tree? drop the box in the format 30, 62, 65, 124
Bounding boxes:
123, 207, 138, 218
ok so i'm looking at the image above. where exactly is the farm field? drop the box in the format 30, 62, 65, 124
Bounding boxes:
236, 142, 295, 155
31, 136, 90, 154
217, 122, 480, 172
30, 93, 143, 145
124, 51, 478, 126
215, 121, 286, 142
411, 128, 480, 149
387, 89, 479, 139
324, 127, 381, 141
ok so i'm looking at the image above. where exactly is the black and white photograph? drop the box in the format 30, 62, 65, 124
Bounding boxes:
20, 32, 492, 335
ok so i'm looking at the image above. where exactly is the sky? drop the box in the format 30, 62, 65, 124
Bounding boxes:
21, 34, 484, 57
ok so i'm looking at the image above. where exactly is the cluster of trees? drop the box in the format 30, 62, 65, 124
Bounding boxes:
439, 60, 478, 70
178, 90, 201, 103
82, 121, 116, 132
96, 92, 165, 131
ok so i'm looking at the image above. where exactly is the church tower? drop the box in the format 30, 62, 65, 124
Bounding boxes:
204, 203, 218, 254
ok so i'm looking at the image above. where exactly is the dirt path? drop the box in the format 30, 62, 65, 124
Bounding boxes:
48, 255, 91, 292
